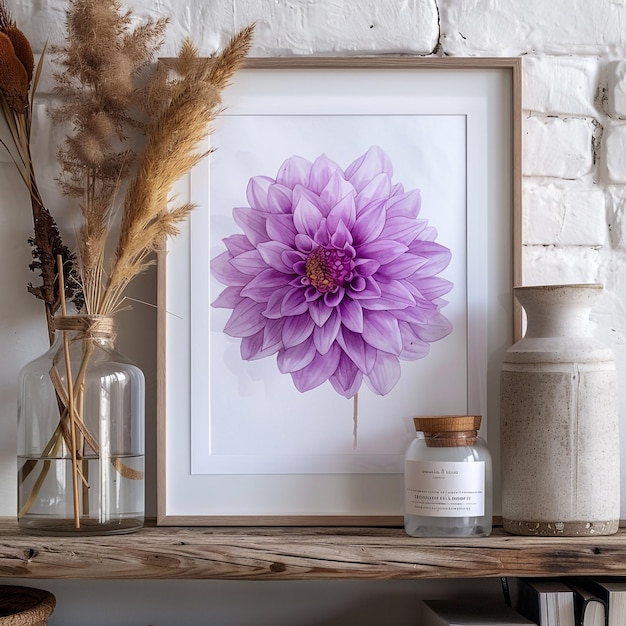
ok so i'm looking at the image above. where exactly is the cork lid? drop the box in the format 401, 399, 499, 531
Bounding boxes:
413, 415, 482, 447
413, 415, 482, 434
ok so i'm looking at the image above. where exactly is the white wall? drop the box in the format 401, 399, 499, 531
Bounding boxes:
1, 0, 625, 624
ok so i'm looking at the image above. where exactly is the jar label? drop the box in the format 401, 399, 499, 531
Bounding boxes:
405, 460, 485, 517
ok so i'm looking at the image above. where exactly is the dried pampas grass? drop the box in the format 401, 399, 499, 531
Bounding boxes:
52, 0, 254, 316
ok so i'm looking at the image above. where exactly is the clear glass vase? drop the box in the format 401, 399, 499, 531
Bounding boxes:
17, 315, 145, 535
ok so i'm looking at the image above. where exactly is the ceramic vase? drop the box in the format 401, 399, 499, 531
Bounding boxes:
500, 284, 620, 536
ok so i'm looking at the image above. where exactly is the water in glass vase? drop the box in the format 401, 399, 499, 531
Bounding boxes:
18, 454, 144, 535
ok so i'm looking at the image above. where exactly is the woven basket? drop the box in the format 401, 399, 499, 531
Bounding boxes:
0, 586, 56, 626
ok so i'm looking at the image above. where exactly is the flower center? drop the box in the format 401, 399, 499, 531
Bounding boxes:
305, 247, 352, 293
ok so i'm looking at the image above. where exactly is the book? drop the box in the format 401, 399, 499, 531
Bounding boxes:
516, 578, 576, 626
565, 583, 606, 626
574, 578, 626, 626
419, 598, 537, 625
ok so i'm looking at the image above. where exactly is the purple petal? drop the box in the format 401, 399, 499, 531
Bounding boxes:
395, 305, 429, 325
257, 241, 295, 273
399, 322, 430, 360
240, 268, 288, 302
339, 298, 363, 333
375, 254, 427, 280
294, 233, 315, 253
407, 241, 452, 276
353, 258, 380, 277
365, 351, 401, 395
266, 214, 297, 245
211, 286, 241, 308
323, 286, 345, 308
292, 187, 326, 237
385, 188, 421, 219
358, 240, 408, 266
309, 154, 344, 195
409, 276, 454, 300
329, 220, 353, 249
233, 207, 268, 246
313, 309, 341, 355
290, 344, 342, 392
277, 337, 316, 373
330, 355, 363, 398
362, 310, 402, 354
282, 314, 315, 348
349, 276, 381, 299
337, 328, 376, 374
224, 299, 266, 338
321, 173, 356, 220
326, 194, 356, 237
241, 329, 280, 361
280, 287, 309, 316
412, 312, 453, 342
350, 199, 387, 245
308, 298, 334, 326
262, 318, 285, 350
267, 184, 293, 213
379, 216, 428, 246
355, 172, 392, 213
211, 251, 248, 287
230, 250, 266, 275
359, 279, 416, 310
276, 155, 312, 189
345, 146, 392, 193
246, 176, 273, 211
223, 234, 254, 256
263, 286, 292, 319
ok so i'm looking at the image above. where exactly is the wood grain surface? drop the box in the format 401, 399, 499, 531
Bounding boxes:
0, 519, 623, 580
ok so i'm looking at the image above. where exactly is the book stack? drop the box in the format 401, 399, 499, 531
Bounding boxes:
418, 576, 621, 626
516, 579, 577, 626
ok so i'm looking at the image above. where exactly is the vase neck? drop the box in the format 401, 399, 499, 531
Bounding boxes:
53, 315, 115, 343
515, 285, 601, 339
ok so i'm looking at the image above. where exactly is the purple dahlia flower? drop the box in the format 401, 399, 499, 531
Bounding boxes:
211, 146, 453, 398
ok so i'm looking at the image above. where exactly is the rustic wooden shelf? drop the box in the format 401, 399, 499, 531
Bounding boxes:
0, 519, 624, 580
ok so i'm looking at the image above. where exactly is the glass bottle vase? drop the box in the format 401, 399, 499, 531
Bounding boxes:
17, 315, 145, 535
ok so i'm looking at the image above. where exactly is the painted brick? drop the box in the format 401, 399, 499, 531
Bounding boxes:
603, 123, 626, 184
233, 0, 439, 55
523, 116, 594, 179
608, 61, 626, 119
12, 0, 439, 58
523, 245, 601, 286
522, 56, 599, 118
607, 192, 626, 249
523, 184, 606, 246
440, 0, 626, 56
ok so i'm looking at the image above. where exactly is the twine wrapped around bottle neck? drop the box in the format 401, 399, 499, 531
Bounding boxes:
53, 315, 115, 340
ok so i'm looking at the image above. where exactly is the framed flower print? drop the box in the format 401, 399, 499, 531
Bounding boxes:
157, 57, 522, 525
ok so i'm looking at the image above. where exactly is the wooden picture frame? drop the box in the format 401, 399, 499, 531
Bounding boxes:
157, 57, 522, 526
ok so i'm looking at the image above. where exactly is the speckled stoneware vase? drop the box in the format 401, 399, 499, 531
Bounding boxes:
500, 284, 620, 536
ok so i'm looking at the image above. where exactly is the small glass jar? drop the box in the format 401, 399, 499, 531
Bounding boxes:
17, 315, 145, 535
404, 415, 492, 537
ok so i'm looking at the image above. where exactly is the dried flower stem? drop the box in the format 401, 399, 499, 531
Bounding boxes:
0, 1, 82, 343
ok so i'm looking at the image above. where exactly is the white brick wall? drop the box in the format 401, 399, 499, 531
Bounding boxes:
3, 1, 626, 623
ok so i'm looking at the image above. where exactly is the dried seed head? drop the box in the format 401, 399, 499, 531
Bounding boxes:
99, 52, 134, 107
72, 130, 106, 167
90, 111, 116, 141
5, 25, 33, 83
0, 32, 29, 111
